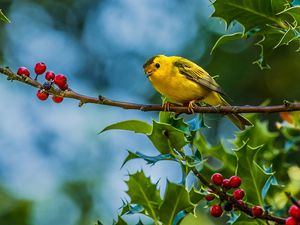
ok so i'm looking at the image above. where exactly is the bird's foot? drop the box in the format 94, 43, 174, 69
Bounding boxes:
162, 102, 172, 111
188, 100, 198, 114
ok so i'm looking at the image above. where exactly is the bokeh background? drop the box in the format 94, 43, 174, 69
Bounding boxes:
0, 0, 300, 225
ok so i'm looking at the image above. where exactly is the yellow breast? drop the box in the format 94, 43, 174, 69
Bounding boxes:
149, 70, 209, 104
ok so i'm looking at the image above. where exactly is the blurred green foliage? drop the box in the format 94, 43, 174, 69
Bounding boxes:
0, 186, 32, 225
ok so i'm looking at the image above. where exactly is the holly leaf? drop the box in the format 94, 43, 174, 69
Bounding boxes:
158, 182, 193, 225
99, 120, 152, 134
254, 25, 300, 69
188, 188, 205, 205
233, 118, 279, 162
119, 200, 144, 215
234, 142, 275, 205
122, 150, 174, 168
279, 6, 300, 26
148, 121, 188, 154
0, 9, 10, 23
212, 0, 288, 32
211, 32, 244, 54
126, 171, 161, 221
194, 133, 236, 176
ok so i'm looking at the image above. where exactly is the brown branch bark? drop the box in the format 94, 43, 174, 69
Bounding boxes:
1, 66, 299, 114
192, 169, 286, 224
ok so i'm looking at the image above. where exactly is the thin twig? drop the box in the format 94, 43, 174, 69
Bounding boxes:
1, 66, 300, 114
192, 169, 286, 224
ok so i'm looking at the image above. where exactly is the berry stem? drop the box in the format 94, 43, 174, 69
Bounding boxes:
285, 192, 300, 209
191, 168, 286, 224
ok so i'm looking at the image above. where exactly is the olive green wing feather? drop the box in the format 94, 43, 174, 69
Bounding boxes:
173, 58, 226, 96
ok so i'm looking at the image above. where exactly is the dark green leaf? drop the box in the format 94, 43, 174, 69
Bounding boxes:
126, 171, 161, 221
0, 9, 10, 23
122, 150, 174, 168
212, 0, 288, 32
194, 133, 236, 175
99, 120, 152, 134
279, 6, 300, 26
188, 188, 205, 205
234, 142, 274, 205
233, 118, 279, 162
254, 25, 300, 68
158, 182, 194, 225
148, 121, 188, 154
211, 32, 244, 54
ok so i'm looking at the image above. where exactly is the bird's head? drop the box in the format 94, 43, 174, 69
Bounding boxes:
143, 55, 167, 78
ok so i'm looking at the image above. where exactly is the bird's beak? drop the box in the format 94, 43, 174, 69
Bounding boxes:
144, 68, 153, 78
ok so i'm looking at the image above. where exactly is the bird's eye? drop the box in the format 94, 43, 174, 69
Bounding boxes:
155, 63, 160, 68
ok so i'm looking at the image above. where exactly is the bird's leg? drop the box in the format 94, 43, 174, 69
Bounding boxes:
162, 102, 171, 111
187, 100, 198, 114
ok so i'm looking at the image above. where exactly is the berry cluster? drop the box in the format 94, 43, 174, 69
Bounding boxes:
17, 62, 68, 103
286, 202, 300, 225
207, 173, 263, 218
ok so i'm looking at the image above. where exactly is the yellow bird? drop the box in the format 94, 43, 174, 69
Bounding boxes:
143, 55, 252, 130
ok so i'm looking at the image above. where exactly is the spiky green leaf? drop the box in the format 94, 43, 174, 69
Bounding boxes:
211, 32, 244, 54
122, 150, 174, 168
99, 120, 152, 134
158, 182, 193, 225
126, 171, 161, 221
148, 121, 188, 154
212, 0, 288, 32
234, 142, 274, 205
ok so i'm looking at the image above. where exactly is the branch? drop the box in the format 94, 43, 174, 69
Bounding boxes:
1, 66, 300, 114
192, 169, 286, 224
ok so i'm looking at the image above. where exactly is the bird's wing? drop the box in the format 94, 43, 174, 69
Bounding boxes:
173, 57, 226, 96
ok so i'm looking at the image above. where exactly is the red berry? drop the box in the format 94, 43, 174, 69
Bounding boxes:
229, 176, 242, 188
222, 179, 231, 189
59, 83, 69, 91
54, 74, 67, 88
52, 96, 64, 103
286, 217, 300, 225
289, 205, 300, 220
251, 206, 263, 217
205, 194, 215, 201
36, 90, 49, 101
233, 189, 245, 200
45, 71, 55, 81
17, 67, 30, 77
210, 204, 223, 217
34, 62, 47, 75
211, 173, 224, 186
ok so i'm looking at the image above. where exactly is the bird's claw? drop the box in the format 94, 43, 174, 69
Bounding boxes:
162, 102, 171, 111
188, 100, 198, 114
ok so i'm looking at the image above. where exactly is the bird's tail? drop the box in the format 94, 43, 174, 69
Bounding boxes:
220, 96, 252, 130
226, 113, 252, 130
